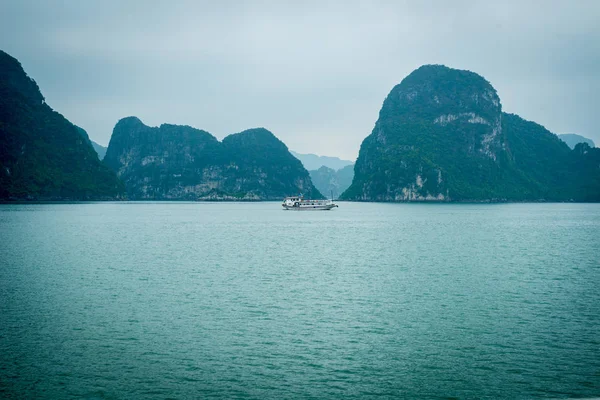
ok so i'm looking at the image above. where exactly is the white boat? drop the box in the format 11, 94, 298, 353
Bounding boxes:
282, 196, 338, 210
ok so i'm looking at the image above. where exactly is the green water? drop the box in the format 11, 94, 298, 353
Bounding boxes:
1, 202, 599, 399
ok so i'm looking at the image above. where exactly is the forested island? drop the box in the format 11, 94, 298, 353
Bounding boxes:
341, 65, 600, 202
1, 50, 598, 202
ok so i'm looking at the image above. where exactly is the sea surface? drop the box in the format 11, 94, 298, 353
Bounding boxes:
0, 202, 599, 399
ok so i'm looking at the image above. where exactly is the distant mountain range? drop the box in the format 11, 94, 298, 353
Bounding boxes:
291, 151, 354, 171
341, 64, 600, 201
309, 165, 354, 200
558, 134, 595, 150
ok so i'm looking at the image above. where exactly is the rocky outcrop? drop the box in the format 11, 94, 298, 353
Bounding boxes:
0, 50, 124, 200
104, 118, 322, 200
341, 64, 600, 202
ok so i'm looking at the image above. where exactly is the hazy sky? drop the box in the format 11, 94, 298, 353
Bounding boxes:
1, 1, 599, 160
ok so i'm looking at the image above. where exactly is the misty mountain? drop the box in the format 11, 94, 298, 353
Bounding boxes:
291, 151, 354, 171
558, 134, 595, 150
309, 165, 354, 200
91, 141, 107, 160
341, 65, 600, 202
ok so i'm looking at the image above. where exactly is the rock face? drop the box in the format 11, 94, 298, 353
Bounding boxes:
310, 165, 354, 199
104, 118, 322, 200
0, 50, 124, 200
558, 134, 595, 150
342, 65, 600, 202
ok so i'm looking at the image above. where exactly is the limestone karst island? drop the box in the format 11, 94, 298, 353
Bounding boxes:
1, 50, 598, 202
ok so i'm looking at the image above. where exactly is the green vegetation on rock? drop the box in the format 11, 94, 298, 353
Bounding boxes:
0, 50, 124, 200
104, 118, 322, 200
75, 126, 107, 160
341, 65, 600, 202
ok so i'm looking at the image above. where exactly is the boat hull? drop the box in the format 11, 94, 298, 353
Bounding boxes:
282, 204, 337, 210
281, 196, 338, 210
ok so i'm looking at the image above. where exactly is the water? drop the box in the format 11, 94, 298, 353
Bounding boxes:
0, 202, 599, 399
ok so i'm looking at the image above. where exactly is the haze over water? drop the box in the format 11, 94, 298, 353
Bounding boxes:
1, 202, 599, 399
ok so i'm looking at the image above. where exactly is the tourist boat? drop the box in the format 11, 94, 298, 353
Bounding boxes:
282, 195, 338, 210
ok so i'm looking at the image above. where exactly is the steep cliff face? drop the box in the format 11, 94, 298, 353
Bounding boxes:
104, 118, 321, 200
0, 50, 124, 200
343, 65, 507, 201
342, 65, 600, 201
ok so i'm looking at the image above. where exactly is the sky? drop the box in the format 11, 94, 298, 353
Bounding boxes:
1, 0, 599, 160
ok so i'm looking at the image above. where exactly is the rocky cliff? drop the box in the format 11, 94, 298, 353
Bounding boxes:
341, 65, 600, 202
0, 50, 124, 200
104, 118, 322, 200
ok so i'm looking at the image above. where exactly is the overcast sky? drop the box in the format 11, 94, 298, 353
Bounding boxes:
1, 1, 598, 160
